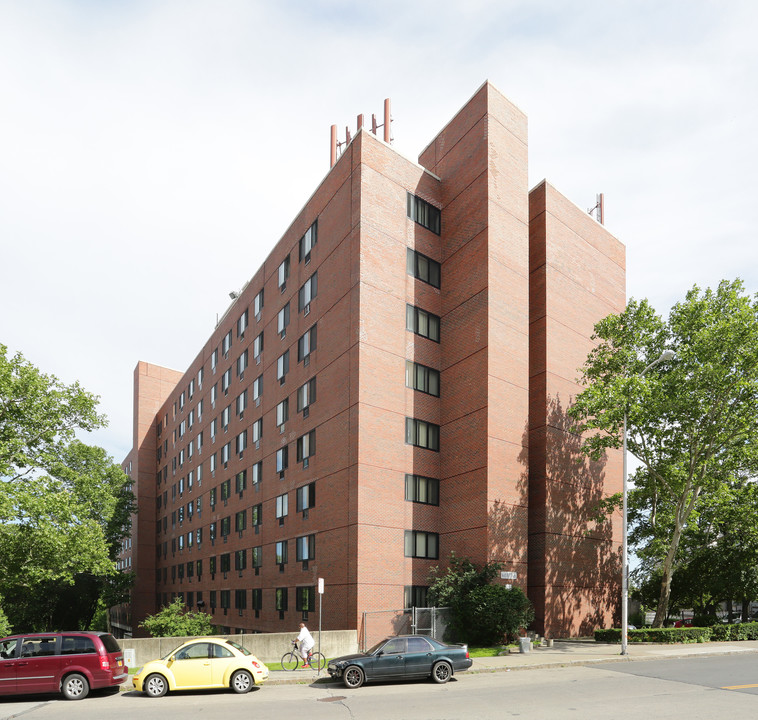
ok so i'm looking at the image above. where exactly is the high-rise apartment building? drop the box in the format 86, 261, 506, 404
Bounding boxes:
115, 81, 625, 640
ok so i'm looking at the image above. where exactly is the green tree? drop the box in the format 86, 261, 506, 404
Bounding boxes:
140, 597, 215, 637
569, 280, 758, 627
0, 600, 11, 637
0, 346, 134, 631
428, 554, 534, 645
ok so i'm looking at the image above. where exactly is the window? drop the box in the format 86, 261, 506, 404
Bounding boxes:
404, 585, 429, 608
405, 418, 440, 451
406, 304, 440, 342
211, 383, 218, 407
406, 248, 441, 288
237, 350, 248, 377
407, 192, 441, 235
235, 588, 247, 610
275, 541, 288, 566
277, 350, 290, 383
220, 516, 231, 538
296, 586, 316, 612
189, 379, 195, 399
198, 367, 204, 389
236, 431, 247, 456
296, 430, 316, 464
237, 309, 248, 338
222, 330, 233, 357
251, 504, 262, 528
210, 488, 217, 508
253, 332, 264, 363
197, 432, 203, 455
275, 587, 288, 611
296, 482, 316, 512
278, 303, 290, 338
179, 391, 186, 410
235, 470, 247, 494
221, 442, 231, 465
276, 493, 288, 520
235, 511, 247, 533
221, 479, 231, 502
254, 289, 264, 319
252, 461, 262, 485
235, 548, 247, 571
210, 453, 217, 474
209, 555, 217, 574
236, 390, 248, 416
198, 399, 204, 420
405, 474, 440, 505
297, 377, 317, 414
405, 360, 440, 397
221, 589, 231, 610
210, 418, 217, 441
222, 368, 232, 393
276, 446, 288, 474
196, 528, 202, 546
278, 255, 290, 291
404, 530, 439, 559
222, 405, 231, 429
276, 398, 289, 428
188, 409, 195, 429
253, 375, 263, 403
298, 272, 318, 312
179, 420, 186, 438
252, 545, 262, 568
299, 220, 317, 263
252, 418, 263, 444
297, 325, 317, 363
252, 587, 262, 610
296, 534, 315, 562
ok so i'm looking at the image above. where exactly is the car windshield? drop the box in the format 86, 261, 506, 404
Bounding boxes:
161, 645, 184, 661
225, 640, 250, 656
366, 639, 390, 655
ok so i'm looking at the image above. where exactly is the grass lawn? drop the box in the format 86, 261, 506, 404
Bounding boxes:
468, 646, 515, 657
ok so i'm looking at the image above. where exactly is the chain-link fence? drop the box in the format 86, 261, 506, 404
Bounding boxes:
360, 607, 451, 650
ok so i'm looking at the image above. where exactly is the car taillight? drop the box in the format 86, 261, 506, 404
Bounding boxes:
100, 655, 110, 671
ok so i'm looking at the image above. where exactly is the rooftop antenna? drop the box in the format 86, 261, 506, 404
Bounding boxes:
588, 193, 604, 225
330, 99, 392, 167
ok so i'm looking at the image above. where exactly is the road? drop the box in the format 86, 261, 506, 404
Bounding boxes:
3, 655, 758, 720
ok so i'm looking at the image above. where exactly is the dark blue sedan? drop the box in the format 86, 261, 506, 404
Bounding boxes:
327, 635, 472, 688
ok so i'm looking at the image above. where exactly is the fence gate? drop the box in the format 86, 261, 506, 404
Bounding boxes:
360, 607, 450, 650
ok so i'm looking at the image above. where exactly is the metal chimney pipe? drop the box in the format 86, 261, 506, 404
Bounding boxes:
383, 99, 391, 143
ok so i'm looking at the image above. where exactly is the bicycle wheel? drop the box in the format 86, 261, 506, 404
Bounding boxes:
309, 652, 326, 671
280, 651, 299, 671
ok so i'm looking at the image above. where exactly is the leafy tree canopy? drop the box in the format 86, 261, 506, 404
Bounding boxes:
569, 280, 758, 627
140, 598, 215, 638
428, 554, 534, 645
0, 345, 134, 631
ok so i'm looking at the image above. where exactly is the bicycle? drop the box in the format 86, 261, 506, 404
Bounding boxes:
280, 640, 326, 671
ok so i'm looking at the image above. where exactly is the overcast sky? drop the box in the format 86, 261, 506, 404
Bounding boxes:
2, 0, 757, 463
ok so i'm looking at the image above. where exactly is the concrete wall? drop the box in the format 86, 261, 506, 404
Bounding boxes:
118, 629, 358, 668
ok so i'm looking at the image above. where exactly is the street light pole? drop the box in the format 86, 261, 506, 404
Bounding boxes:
621, 349, 675, 656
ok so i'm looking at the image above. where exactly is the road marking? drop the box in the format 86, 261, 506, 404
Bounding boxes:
721, 684, 758, 690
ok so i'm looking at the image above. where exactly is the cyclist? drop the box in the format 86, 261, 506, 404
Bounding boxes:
293, 622, 315, 667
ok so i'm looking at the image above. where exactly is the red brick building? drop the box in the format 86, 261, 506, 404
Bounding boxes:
115, 81, 625, 640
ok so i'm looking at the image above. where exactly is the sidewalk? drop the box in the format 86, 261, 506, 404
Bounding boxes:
265, 639, 758, 685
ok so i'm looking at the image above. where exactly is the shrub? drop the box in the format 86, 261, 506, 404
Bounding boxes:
140, 597, 215, 637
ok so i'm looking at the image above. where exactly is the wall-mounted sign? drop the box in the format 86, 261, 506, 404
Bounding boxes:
501, 571, 518, 580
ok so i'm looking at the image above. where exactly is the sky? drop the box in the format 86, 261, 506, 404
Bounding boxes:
2, 0, 757, 463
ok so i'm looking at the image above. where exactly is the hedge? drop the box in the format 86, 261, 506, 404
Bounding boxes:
595, 622, 758, 644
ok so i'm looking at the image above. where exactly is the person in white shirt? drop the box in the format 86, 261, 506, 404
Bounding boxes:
294, 622, 315, 666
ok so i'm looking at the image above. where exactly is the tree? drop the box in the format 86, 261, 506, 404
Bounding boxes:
569, 280, 758, 627
140, 598, 215, 637
428, 554, 534, 645
0, 346, 134, 631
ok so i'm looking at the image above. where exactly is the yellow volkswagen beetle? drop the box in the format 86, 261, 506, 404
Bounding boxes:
132, 638, 268, 697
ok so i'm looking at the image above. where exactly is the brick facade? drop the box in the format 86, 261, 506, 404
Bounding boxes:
117, 81, 625, 641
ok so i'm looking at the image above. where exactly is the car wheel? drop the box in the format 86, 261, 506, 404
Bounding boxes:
343, 665, 365, 689
62, 673, 90, 700
231, 669, 253, 694
432, 660, 452, 684
144, 673, 169, 697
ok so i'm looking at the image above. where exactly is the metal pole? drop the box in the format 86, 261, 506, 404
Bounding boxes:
318, 587, 322, 675
621, 412, 628, 656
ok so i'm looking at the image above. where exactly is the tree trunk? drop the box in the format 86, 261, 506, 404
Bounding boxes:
652, 514, 687, 627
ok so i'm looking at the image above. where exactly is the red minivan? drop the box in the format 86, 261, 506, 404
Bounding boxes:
0, 631, 127, 700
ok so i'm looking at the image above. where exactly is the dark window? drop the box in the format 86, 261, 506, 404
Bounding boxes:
296, 482, 316, 512
405, 474, 440, 505
406, 304, 440, 342
404, 531, 439, 559
275, 587, 288, 611
405, 360, 440, 397
298, 272, 318, 311
275, 540, 288, 565
252, 588, 262, 610
299, 220, 317, 263
235, 589, 247, 610
406, 248, 441, 288
235, 549, 247, 571
405, 418, 440, 451
296, 586, 316, 612
296, 430, 316, 463
220, 553, 231, 573
407, 192, 441, 235
297, 325, 317, 363
296, 534, 315, 562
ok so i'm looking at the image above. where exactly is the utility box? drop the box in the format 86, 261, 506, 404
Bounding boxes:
519, 637, 531, 654
123, 648, 136, 668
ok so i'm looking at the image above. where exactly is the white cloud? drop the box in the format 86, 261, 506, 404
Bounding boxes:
1, 0, 756, 459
